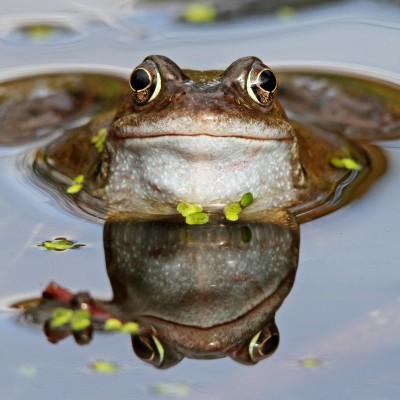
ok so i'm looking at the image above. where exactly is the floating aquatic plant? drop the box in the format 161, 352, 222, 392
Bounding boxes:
16, 364, 38, 379
240, 192, 254, 207
38, 237, 84, 251
151, 382, 191, 398
104, 318, 139, 334
90, 127, 108, 152
298, 357, 323, 369
49, 307, 74, 328
177, 202, 203, 217
23, 24, 56, 40
185, 212, 209, 225
224, 203, 242, 221
70, 309, 91, 331
330, 157, 362, 170
177, 202, 209, 225
224, 192, 254, 221
183, 3, 216, 23
66, 174, 84, 194
104, 318, 123, 331
178, 193, 254, 224
90, 360, 119, 374
276, 6, 297, 22
50, 307, 91, 331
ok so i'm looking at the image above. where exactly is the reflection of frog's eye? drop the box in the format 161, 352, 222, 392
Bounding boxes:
129, 66, 161, 104
131, 334, 183, 369
248, 328, 279, 362
246, 67, 277, 105
229, 321, 279, 365
132, 334, 165, 367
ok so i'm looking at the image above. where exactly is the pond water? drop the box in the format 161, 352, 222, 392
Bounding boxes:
1, 1, 400, 399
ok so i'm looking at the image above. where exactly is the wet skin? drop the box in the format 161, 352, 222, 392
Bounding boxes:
39, 55, 387, 222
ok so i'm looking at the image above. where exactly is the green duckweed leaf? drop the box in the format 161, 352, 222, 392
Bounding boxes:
24, 24, 55, 40
224, 202, 242, 222
90, 128, 108, 153
298, 358, 323, 369
38, 237, 84, 251
50, 307, 74, 327
90, 360, 119, 374
240, 192, 254, 207
151, 382, 191, 398
225, 212, 240, 222
67, 174, 85, 194
17, 364, 38, 379
104, 318, 123, 331
185, 212, 209, 225
120, 322, 140, 334
223, 193, 254, 222
183, 3, 216, 23
330, 157, 362, 170
276, 6, 297, 22
71, 317, 91, 331
40, 239, 74, 251
70, 309, 91, 331
177, 202, 203, 217
224, 202, 242, 215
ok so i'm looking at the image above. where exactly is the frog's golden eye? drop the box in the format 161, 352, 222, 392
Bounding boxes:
129, 65, 161, 104
246, 67, 277, 105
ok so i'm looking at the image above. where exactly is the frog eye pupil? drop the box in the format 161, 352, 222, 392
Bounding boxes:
246, 66, 277, 105
258, 69, 276, 93
130, 68, 151, 91
129, 64, 161, 104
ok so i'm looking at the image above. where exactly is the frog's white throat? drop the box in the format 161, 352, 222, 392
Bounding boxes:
104, 135, 306, 214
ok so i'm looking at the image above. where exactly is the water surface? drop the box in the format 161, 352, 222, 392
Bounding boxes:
1, 1, 400, 399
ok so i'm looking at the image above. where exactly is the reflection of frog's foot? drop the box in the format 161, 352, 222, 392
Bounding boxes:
14, 276, 284, 368
15, 282, 148, 346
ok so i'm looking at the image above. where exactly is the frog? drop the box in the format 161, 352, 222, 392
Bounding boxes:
30, 54, 400, 223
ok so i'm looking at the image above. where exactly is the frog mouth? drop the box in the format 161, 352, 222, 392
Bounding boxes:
111, 115, 295, 141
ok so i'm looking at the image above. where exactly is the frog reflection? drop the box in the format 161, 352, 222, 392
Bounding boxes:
19, 213, 298, 368
105, 213, 299, 367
